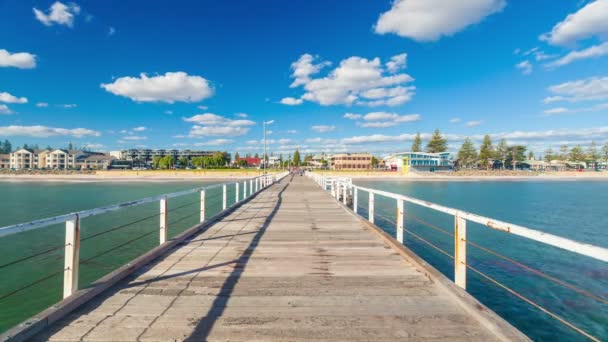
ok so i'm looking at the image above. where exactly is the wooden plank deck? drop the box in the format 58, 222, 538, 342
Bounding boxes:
32, 175, 526, 341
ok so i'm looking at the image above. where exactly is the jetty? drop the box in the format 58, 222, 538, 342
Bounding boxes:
1, 174, 530, 341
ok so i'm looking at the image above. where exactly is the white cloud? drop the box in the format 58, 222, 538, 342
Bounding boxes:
386, 53, 407, 73
59, 103, 77, 108
374, 0, 505, 42
33, 1, 80, 27
121, 135, 147, 141
182, 113, 255, 138
287, 54, 415, 106
197, 105, 208, 110
193, 139, 233, 146
516, 60, 533, 75
343, 111, 420, 128
286, 130, 297, 134
0, 49, 36, 69
0, 125, 100, 137
544, 76, 608, 102
0, 105, 14, 115
289, 53, 331, 88
465, 120, 483, 127
164, 110, 173, 115
280, 97, 303, 105
36, 102, 49, 107
188, 125, 250, 137
311, 125, 336, 133
540, 0, 608, 46
235, 112, 248, 118
83, 143, 104, 149
449, 118, 462, 123
545, 42, 608, 68
543, 103, 608, 116
543, 107, 569, 115
101, 72, 214, 103
0, 92, 28, 104
132, 126, 146, 132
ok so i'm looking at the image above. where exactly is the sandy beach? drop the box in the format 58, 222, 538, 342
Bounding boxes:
1, 169, 607, 182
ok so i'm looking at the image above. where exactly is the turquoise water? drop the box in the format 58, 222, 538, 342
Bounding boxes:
0, 180, 241, 333
355, 179, 608, 341
0, 180, 606, 340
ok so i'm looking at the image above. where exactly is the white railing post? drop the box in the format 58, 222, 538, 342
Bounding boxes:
243, 181, 247, 198
369, 192, 374, 224
250, 179, 253, 196
236, 182, 240, 202
354, 188, 358, 214
454, 214, 467, 289
330, 180, 335, 197
222, 184, 227, 210
63, 214, 80, 299
160, 196, 168, 244
200, 190, 206, 222
342, 183, 347, 205
256, 178, 259, 192
397, 199, 404, 243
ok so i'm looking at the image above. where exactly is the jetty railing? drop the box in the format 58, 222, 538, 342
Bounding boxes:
0, 172, 288, 303
308, 172, 608, 341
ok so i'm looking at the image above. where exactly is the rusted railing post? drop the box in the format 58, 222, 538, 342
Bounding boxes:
200, 190, 205, 222
222, 184, 227, 210
160, 196, 168, 244
454, 213, 467, 289
353, 188, 358, 214
369, 192, 374, 224
236, 182, 240, 202
397, 199, 404, 243
63, 214, 80, 299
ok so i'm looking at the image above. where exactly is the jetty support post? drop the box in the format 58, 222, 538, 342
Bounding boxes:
369, 192, 375, 224
200, 190, 206, 223
397, 199, 404, 243
63, 214, 80, 299
222, 184, 227, 210
160, 196, 168, 244
454, 213, 467, 289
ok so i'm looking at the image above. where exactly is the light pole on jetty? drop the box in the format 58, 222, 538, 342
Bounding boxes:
263, 120, 273, 174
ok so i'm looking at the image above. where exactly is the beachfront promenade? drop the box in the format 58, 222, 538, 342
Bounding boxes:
27, 175, 524, 341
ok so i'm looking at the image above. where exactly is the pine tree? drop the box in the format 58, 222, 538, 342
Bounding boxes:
559, 145, 569, 160
544, 148, 555, 163
496, 139, 509, 169
569, 145, 585, 162
478, 135, 494, 170
457, 138, 477, 168
603, 142, 608, 165
1, 139, 11, 153
234, 152, 240, 160
293, 149, 301, 166
586, 141, 599, 164
411, 133, 422, 152
426, 129, 447, 153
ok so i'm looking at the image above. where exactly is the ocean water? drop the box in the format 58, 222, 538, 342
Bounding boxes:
354, 179, 608, 341
0, 179, 606, 340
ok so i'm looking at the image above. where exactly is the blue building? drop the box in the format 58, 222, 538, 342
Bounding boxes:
384, 152, 453, 172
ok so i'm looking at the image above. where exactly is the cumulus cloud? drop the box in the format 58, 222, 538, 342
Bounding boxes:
543, 76, 608, 103
36, 102, 49, 107
465, 120, 483, 127
286, 53, 415, 106
0, 105, 14, 115
0, 125, 100, 137
101, 72, 214, 103
545, 42, 608, 68
33, 1, 80, 27
543, 103, 608, 116
289, 53, 331, 88
0, 49, 36, 69
280, 97, 303, 105
0, 92, 28, 104
540, 0, 608, 47
182, 113, 255, 137
344, 111, 420, 128
235, 112, 248, 118
120, 135, 146, 141
449, 118, 462, 123
311, 125, 336, 133
374, 0, 505, 42
386, 53, 407, 73
132, 126, 146, 132
516, 60, 533, 75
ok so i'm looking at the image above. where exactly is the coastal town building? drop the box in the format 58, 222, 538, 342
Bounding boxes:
235, 157, 261, 167
384, 152, 453, 172
0, 154, 10, 169
9, 148, 41, 169
309, 153, 331, 169
78, 154, 116, 170
330, 153, 372, 170
114, 149, 223, 165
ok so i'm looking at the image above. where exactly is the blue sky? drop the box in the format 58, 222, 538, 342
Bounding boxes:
1, 0, 607, 156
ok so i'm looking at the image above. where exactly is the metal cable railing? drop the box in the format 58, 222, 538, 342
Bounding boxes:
310, 172, 607, 341
0, 172, 288, 311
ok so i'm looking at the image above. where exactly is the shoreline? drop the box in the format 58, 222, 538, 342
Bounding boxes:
1, 170, 607, 182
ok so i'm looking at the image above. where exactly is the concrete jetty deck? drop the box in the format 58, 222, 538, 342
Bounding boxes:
32, 175, 526, 341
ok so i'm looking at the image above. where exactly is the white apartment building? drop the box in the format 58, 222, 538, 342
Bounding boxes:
9, 148, 40, 169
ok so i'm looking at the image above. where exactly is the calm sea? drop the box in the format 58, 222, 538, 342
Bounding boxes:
355, 179, 608, 341
0, 179, 607, 340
